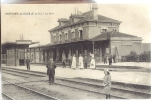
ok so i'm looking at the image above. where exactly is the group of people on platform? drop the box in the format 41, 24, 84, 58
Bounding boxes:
45, 57, 111, 99
103, 55, 116, 65
26, 55, 111, 99
62, 53, 96, 70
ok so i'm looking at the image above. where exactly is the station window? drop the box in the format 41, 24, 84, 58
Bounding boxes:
53, 36, 56, 42
72, 32, 75, 39
59, 34, 62, 41
79, 30, 83, 39
65, 33, 68, 40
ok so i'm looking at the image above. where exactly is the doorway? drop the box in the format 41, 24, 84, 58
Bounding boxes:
19, 59, 24, 66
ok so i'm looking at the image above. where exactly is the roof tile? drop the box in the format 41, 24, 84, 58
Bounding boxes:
50, 10, 121, 31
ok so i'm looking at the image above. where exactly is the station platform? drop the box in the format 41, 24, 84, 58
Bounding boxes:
97, 62, 151, 69
1, 63, 151, 86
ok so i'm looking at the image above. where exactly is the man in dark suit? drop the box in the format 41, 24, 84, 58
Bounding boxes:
46, 57, 56, 85
26, 57, 30, 70
68, 54, 72, 68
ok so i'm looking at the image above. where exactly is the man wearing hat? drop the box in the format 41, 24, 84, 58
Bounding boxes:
46, 57, 56, 85
26, 56, 30, 70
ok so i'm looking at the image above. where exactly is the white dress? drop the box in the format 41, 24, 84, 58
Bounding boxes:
71, 56, 76, 69
79, 56, 84, 69
90, 58, 95, 69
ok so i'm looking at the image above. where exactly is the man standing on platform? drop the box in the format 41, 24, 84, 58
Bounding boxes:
46, 57, 56, 85
62, 51, 66, 68
113, 55, 116, 63
68, 54, 72, 68
26, 57, 30, 70
108, 55, 112, 65
62, 55, 66, 68
84, 56, 88, 69
104, 55, 107, 64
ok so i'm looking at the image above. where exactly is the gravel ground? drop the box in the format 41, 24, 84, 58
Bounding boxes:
3, 84, 54, 100
2, 71, 106, 99
2, 94, 12, 100
2, 73, 30, 84
2, 68, 150, 99
20, 81, 106, 99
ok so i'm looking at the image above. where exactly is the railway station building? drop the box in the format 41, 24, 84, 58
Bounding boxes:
3, 4, 142, 65
39, 4, 142, 63
1, 40, 39, 66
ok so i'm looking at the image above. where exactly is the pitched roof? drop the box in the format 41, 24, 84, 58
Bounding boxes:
97, 14, 121, 23
109, 31, 137, 37
49, 10, 121, 32
90, 31, 138, 41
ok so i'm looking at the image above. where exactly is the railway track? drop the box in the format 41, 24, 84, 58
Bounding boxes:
55, 78, 151, 99
2, 80, 59, 100
2, 67, 151, 99
2, 68, 46, 77
2, 70, 29, 78
2, 92, 15, 100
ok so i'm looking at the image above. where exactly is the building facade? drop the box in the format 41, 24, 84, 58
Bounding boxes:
45, 4, 142, 63
3, 5, 143, 65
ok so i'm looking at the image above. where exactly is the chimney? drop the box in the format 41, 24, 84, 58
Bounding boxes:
92, 4, 98, 20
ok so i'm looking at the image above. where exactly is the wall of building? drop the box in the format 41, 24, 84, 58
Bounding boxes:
50, 21, 120, 44
83, 26, 89, 39
111, 40, 142, 58
88, 26, 101, 39
68, 30, 72, 41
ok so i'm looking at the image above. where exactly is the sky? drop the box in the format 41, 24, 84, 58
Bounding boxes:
1, 4, 151, 46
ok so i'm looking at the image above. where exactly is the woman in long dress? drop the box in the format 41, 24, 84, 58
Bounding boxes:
90, 54, 95, 69
103, 69, 111, 99
79, 54, 84, 70
71, 54, 76, 69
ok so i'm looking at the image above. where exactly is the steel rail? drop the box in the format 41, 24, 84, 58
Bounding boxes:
54, 82, 126, 99
2, 92, 15, 100
3, 80, 59, 100
2, 68, 46, 77
2, 71, 29, 78
2, 67, 151, 98
57, 78, 151, 95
